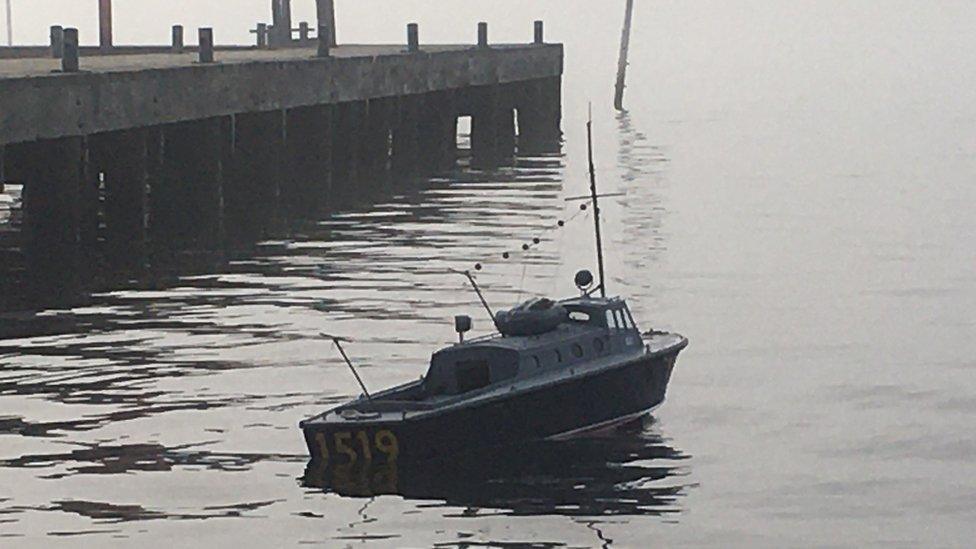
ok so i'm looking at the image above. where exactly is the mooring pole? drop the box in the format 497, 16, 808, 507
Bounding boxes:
5, 0, 13, 46
614, 0, 635, 111
98, 0, 113, 50
316, 0, 337, 47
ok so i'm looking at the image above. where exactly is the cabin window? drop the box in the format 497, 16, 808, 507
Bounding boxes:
606, 310, 618, 329
554, 349, 563, 363
572, 343, 584, 358
593, 337, 606, 354
569, 311, 591, 323
456, 360, 491, 393
614, 309, 627, 330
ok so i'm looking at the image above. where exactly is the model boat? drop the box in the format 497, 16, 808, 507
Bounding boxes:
300, 118, 688, 467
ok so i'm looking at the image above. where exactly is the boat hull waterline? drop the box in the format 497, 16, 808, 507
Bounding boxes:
301, 335, 687, 467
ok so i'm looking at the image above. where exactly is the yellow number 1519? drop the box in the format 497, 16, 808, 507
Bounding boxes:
315, 429, 399, 465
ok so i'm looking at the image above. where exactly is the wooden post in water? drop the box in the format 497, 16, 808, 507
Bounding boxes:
614, 0, 635, 111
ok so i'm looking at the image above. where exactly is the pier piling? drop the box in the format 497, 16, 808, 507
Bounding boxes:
198, 28, 214, 63
61, 28, 79, 72
172, 25, 184, 52
50, 26, 64, 58
407, 23, 420, 53
0, 26, 562, 309
478, 22, 489, 49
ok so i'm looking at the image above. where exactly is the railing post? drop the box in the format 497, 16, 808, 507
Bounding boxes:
478, 22, 489, 49
171, 25, 184, 52
255, 23, 268, 48
62, 28, 80, 72
198, 28, 214, 63
407, 23, 419, 53
50, 25, 65, 58
317, 26, 332, 57
534, 20, 544, 44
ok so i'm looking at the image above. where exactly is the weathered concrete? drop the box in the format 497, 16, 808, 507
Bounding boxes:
0, 39, 562, 309
0, 44, 563, 147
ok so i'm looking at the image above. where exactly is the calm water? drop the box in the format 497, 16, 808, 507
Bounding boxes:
3, 2, 976, 547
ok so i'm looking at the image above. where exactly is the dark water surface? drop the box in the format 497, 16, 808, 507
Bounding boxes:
3, 1, 976, 547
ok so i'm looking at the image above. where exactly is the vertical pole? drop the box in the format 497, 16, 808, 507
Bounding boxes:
271, 0, 282, 46
317, 25, 332, 57
171, 25, 184, 52
407, 23, 419, 53
50, 26, 65, 58
316, 0, 337, 47
534, 20, 544, 45
4, 0, 11, 46
281, 0, 293, 43
477, 22, 489, 48
256, 23, 268, 48
62, 28, 80, 72
98, 0, 113, 50
614, 0, 635, 111
198, 28, 214, 63
299, 21, 310, 44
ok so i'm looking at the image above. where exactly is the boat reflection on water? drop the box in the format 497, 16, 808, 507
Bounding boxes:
302, 417, 692, 517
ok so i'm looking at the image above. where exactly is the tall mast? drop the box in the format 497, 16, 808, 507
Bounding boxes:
5, 0, 13, 46
587, 114, 608, 298
614, 0, 635, 111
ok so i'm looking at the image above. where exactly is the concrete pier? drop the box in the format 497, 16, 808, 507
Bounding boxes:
0, 34, 562, 308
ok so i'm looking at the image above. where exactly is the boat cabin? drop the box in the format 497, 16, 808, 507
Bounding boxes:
422, 297, 643, 398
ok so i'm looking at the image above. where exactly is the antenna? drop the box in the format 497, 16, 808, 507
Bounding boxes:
5, 0, 13, 46
321, 333, 371, 399
450, 269, 499, 331
587, 107, 608, 298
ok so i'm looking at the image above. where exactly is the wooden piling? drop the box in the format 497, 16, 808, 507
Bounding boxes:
407, 23, 420, 53
478, 22, 489, 49
317, 25, 332, 57
171, 25, 184, 52
98, 0, 113, 50
61, 28, 79, 72
316, 0, 338, 47
614, 0, 635, 111
198, 28, 214, 64
50, 26, 64, 58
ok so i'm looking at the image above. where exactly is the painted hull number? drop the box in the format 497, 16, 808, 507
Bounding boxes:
315, 429, 399, 465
